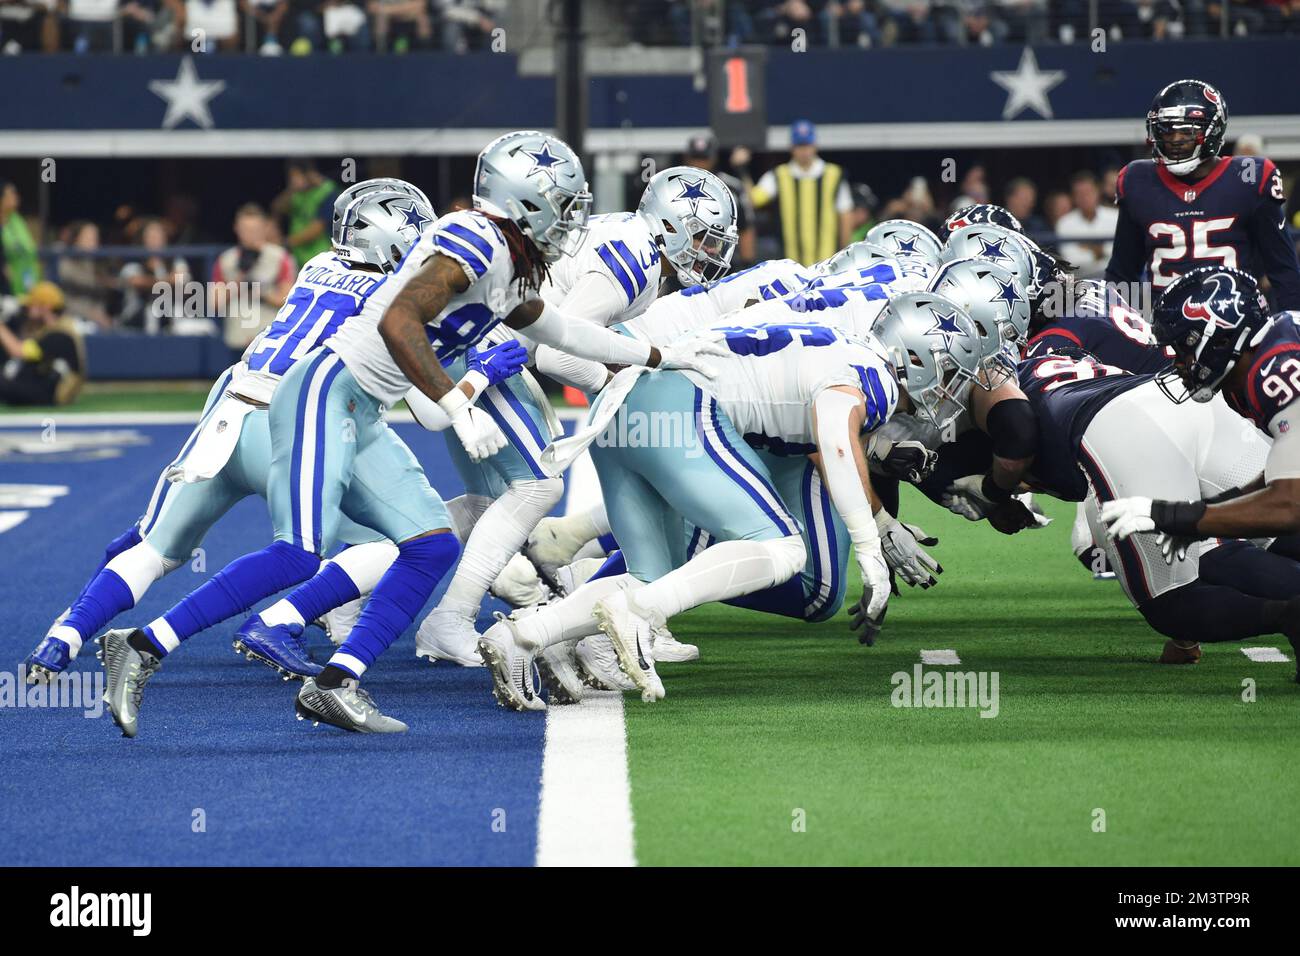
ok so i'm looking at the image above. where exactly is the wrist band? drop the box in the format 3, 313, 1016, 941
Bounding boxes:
981, 472, 1013, 504
1150, 499, 1207, 537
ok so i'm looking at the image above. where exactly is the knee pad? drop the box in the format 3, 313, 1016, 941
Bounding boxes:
763, 534, 808, 583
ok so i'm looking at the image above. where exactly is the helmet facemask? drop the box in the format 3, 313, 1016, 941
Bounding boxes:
1148, 114, 1210, 176
669, 219, 738, 287
531, 185, 592, 262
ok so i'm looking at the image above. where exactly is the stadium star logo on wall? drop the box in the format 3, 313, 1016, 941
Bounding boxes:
523, 142, 568, 186
990, 48, 1065, 120
674, 177, 718, 216
149, 57, 226, 130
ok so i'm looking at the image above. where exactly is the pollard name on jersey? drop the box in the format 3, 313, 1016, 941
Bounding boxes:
543, 212, 662, 324
622, 258, 814, 343
1225, 311, 1300, 438
326, 210, 526, 407
680, 322, 898, 457
1017, 353, 1148, 501
239, 251, 387, 404
1025, 279, 1170, 374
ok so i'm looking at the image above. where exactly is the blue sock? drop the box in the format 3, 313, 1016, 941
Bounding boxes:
597, 532, 619, 554
68, 526, 141, 610
725, 575, 808, 619
588, 550, 627, 582
146, 541, 320, 652
63, 569, 135, 643
334, 532, 459, 673
284, 560, 362, 625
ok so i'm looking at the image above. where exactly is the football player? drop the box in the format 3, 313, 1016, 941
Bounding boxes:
21, 180, 448, 683
478, 297, 984, 710
96, 132, 727, 736
1105, 80, 1300, 311
1101, 267, 1300, 677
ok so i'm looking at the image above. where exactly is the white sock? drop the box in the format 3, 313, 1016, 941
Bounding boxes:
440, 478, 563, 620
327, 540, 399, 596
515, 573, 632, 650
446, 494, 495, 543
260, 599, 305, 629
633, 535, 806, 623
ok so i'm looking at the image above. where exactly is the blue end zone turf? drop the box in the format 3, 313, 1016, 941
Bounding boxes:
0, 421, 549, 866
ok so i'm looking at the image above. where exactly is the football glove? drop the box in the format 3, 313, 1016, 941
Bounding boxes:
1099, 497, 1155, 541
871, 437, 939, 484
876, 513, 942, 588
467, 338, 529, 388
451, 405, 507, 463
655, 331, 729, 379
942, 474, 999, 521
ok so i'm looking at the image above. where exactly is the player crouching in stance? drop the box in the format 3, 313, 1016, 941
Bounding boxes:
1102, 267, 1300, 679
479, 296, 984, 709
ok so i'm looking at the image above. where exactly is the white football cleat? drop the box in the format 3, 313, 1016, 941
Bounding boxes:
593, 590, 664, 703
575, 634, 636, 692
650, 624, 698, 663
490, 553, 550, 607
555, 557, 607, 597
535, 642, 585, 705
415, 607, 485, 667
477, 614, 545, 712
527, 515, 591, 576
317, 596, 363, 646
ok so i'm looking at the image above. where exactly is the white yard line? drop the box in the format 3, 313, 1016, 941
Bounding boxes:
0, 407, 592, 428
536, 690, 636, 867
920, 649, 962, 665
1241, 646, 1291, 663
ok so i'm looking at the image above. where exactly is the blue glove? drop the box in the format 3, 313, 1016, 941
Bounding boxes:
468, 338, 529, 387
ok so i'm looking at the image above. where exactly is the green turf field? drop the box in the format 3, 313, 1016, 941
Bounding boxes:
625, 489, 1300, 866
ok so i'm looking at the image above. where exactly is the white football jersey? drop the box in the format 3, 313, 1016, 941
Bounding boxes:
326, 210, 526, 407
733, 283, 893, 340
541, 212, 662, 326
681, 322, 899, 455
622, 258, 814, 343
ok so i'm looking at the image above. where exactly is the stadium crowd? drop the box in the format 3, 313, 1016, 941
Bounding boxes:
0, 0, 1295, 54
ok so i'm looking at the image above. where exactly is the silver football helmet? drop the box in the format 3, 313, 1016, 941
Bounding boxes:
865, 219, 944, 264
637, 166, 738, 287
815, 240, 900, 276
333, 185, 435, 274
942, 224, 1037, 295
473, 130, 592, 263
332, 177, 433, 251
926, 257, 1031, 374
870, 291, 983, 430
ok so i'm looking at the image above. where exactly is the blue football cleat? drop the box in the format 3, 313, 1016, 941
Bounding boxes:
24, 636, 72, 684
232, 616, 321, 680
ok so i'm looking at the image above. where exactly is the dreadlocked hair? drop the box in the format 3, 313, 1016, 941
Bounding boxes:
485, 214, 552, 296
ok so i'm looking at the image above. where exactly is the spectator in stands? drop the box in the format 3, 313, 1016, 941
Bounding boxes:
880, 176, 942, 234
994, 0, 1048, 43
162, 0, 239, 50
369, 0, 430, 51
1055, 170, 1118, 278
949, 163, 989, 212
758, 0, 820, 43
683, 132, 757, 266
57, 220, 113, 329
1099, 164, 1121, 206
270, 158, 337, 268
950, 3, 1008, 45
881, 0, 940, 43
0, 281, 85, 407
1042, 188, 1071, 231
1235, 133, 1264, 156
241, 0, 289, 53
822, 0, 882, 46
435, 0, 502, 51
1132, 0, 1182, 38
1, 0, 57, 53
211, 203, 293, 352
120, 0, 163, 52
64, 0, 118, 51
118, 217, 191, 334
1, 181, 41, 297
294, 0, 369, 52
1003, 176, 1049, 237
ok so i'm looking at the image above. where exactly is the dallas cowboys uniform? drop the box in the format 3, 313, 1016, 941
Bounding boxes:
1017, 353, 1268, 606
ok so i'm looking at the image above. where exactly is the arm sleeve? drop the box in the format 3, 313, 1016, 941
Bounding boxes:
533, 343, 612, 393
1103, 175, 1146, 285
519, 300, 654, 367
813, 387, 877, 548
984, 396, 1039, 461
1249, 166, 1300, 311
1266, 411, 1300, 482
549, 269, 634, 328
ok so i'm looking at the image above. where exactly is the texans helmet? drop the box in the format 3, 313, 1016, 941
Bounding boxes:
1146, 79, 1229, 177
943, 203, 1024, 238
1151, 265, 1268, 403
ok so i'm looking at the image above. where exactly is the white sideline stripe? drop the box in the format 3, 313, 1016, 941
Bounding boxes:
0, 511, 30, 535
1241, 646, 1291, 663
537, 690, 636, 867
0, 407, 591, 427
920, 649, 961, 665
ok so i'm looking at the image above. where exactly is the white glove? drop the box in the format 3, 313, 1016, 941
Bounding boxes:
655, 331, 730, 379
451, 405, 506, 463
856, 543, 890, 620
1157, 532, 1193, 565
1099, 497, 1155, 542
942, 474, 997, 521
876, 512, 941, 588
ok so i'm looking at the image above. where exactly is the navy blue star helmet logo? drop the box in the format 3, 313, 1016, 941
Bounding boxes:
894, 236, 919, 255
674, 176, 718, 216
393, 199, 433, 232
926, 309, 964, 349
976, 235, 1012, 261
990, 274, 1023, 310
522, 141, 568, 186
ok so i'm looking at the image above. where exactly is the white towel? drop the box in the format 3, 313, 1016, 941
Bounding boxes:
165, 395, 256, 484
539, 366, 647, 479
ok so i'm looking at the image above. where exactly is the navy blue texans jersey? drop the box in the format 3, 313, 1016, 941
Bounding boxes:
1105, 156, 1300, 311
1017, 353, 1149, 501
1025, 280, 1170, 374
1224, 311, 1300, 437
